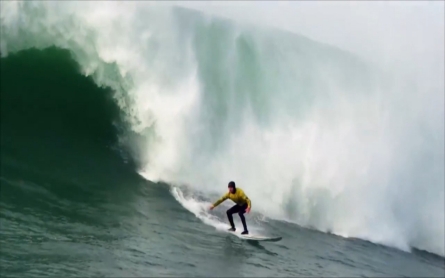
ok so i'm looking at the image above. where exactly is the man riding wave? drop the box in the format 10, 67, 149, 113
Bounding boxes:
209, 181, 251, 235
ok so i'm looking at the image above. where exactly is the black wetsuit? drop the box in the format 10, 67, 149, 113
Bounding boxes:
227, 203, 248, 232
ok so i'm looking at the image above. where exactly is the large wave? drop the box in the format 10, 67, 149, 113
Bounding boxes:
1, 1, 443, 256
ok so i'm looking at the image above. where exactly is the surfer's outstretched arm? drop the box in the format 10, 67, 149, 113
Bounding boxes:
210, 193, 229, 209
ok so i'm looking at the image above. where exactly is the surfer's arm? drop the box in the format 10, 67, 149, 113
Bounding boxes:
212, 193, 229, 208
242, 193, 251, 208
238, 189, 251, 208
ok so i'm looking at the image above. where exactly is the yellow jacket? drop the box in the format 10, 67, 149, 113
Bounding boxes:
213, 187, 251, 208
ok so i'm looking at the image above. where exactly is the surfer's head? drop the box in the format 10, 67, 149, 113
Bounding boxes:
228, 181, 236, 193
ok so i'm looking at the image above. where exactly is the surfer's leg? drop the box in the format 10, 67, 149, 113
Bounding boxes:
238, 204, 248, 234
226, 205, 240, 230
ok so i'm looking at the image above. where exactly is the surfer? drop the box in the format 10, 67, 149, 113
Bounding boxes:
209, 181, 251, 235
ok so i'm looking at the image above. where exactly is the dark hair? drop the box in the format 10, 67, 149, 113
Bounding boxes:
228, 181, 236, 188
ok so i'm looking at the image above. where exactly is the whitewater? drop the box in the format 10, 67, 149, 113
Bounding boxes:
1, 0, 443, 260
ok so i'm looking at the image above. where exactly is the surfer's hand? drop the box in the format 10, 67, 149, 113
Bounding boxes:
246, 207, 251, 213
209, 205, 214, 210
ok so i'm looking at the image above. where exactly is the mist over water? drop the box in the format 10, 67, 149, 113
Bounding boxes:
1, 1, 443, 257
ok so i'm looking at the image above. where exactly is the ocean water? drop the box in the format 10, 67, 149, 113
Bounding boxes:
1, 2, 444, 277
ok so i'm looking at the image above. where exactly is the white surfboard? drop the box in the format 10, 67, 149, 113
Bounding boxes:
227, 229, 282, 242
237, 233, 282, 242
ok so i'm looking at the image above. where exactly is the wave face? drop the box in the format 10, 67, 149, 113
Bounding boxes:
1, 47, 121, 144
1, 1, 443, 256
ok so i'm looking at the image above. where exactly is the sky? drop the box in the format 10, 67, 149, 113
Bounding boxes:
171, 1, 444, 79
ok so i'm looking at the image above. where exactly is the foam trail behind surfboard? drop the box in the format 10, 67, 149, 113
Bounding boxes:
170, 186, 229, 232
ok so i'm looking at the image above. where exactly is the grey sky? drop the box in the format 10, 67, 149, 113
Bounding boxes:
172, 1, 444, 77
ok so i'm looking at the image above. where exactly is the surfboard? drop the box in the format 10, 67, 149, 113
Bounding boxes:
227, 229, 282, 242
237, 233, 282, 242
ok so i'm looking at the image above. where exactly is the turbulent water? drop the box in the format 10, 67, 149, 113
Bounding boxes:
1, 1, 444, 277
